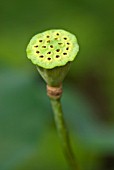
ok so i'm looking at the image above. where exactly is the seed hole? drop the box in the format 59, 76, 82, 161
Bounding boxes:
55, 38, 58, 40
42, 45, 46, 48
50, 45, 53, 48
47, 51, 51, 54
56, 49, 60, 52
34, 45, 38, 48
40, 55, 44, 58
36, 51, 40, 54
66, 47, 69, 50
39, 40, 43, 42
47, 57, 51, 60
63, 53, 67, 55
47, 35, 50, 38
56, 55, 60, 58
64, 37, 67, 40
58, 43, 62, 45
47, 40, 50, 43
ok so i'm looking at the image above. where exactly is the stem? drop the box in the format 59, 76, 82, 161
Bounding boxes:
50, 98, 78, 170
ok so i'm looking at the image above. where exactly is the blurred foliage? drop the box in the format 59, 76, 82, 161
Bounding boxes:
1, 70, 114, 170
0, 0, 114, 169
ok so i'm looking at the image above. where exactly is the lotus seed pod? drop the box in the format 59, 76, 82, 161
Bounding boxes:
26, 29, 79, 86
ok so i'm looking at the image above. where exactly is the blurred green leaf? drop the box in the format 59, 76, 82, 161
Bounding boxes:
63, 86, 114, 154
2, 73, 113, 170
0, 69, 51, 170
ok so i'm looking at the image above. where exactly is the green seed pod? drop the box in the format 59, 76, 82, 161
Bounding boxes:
26, 29, 79, 86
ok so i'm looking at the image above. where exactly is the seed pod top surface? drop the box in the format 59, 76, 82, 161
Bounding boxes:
26, 29, 79, 69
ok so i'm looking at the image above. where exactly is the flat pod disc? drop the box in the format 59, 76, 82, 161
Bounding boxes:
26, 29, 79, 69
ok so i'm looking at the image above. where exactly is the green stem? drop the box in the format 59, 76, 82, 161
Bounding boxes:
50, 98, 78, 170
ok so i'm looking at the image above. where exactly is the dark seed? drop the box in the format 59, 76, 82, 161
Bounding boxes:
34, 45, 38, 48
56, 49, 60, 52
42, 46, 46, 48
47, 51, 51, 54
40, 55, 44, 58
36, 51, 40, 54
63, 53, 67, 55
56, 55, 60, 58
48, 57, 51, 60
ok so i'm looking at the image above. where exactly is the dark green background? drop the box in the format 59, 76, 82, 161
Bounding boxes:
1, 0, 114, 169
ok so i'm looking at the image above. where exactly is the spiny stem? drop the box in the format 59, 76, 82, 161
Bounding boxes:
50, 98, 79, 170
